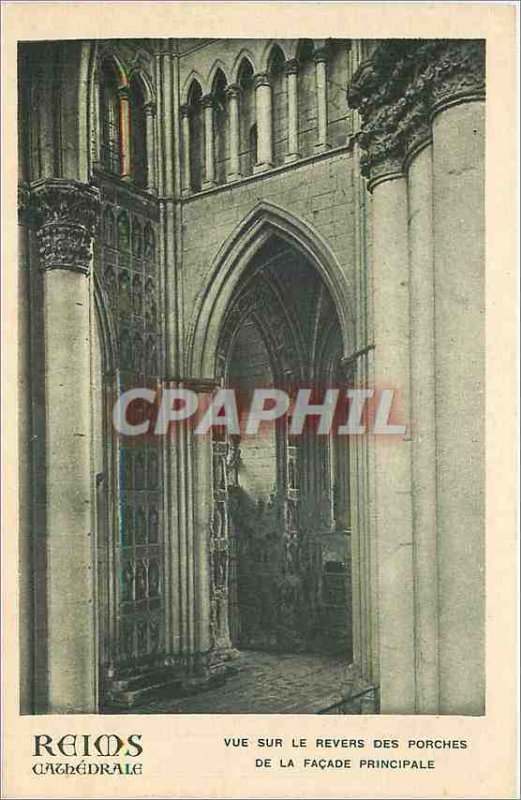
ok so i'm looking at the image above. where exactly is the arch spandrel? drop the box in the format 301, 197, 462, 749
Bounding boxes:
186, 201, 355, 379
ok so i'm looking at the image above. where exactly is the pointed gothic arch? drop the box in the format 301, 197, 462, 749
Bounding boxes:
208, 59, 230, 91
230, 49, 257, 84
261, 40, 289, 73
100, 52, 129, 89
181, 69, 207, 103
129, 67, 155, 105
186, 201, 354, 378
185, 78, 204, 191
211, 67, 229, 185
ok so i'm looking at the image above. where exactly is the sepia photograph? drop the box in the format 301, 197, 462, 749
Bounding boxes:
16, 33, 488, 718
3, 2, 519, 797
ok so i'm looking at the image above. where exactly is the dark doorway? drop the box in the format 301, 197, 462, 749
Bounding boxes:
217, 235, 352, 659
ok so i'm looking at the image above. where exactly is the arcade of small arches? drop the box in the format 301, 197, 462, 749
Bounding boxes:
180, 40, 351, 192
95, 40, 351, 197
96, 55, 157, 191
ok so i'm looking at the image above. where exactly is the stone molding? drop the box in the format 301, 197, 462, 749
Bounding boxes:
31, 179, 101, 274
347, 40, 485, 187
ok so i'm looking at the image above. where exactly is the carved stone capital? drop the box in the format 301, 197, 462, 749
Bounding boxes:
284, 58, 299, 76
253, 72, 270, 90
180, 103, 193, 120
117, 84, 130, 102
347, 40, 485, 185
313, 46, 329, 64
201, 93, 214, 109
426, 39, 485, 115
31, 180, 101, 275
225, 83, 241, 100
144, 101, 156, 117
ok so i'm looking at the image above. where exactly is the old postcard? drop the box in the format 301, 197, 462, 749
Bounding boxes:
1, 2, 518, 798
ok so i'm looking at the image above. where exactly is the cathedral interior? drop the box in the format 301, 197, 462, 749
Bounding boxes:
18, 37, 485, 715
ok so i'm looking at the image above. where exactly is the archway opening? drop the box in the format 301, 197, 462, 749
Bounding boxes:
216, 234, 352, 661
129, 75, 148, 188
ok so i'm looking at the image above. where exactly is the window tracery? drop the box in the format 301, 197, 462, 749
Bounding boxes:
98, 58, 153, 192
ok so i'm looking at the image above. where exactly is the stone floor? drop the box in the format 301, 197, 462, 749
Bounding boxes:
128, 651, 356, 714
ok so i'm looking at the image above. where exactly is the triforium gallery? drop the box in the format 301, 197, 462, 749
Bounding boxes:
17, 38, 485, 715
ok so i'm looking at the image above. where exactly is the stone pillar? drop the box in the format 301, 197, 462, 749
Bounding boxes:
406, 133, 440, 713
144, 102, 156, 192
430, 42, 485, 715
314, 48, 329, 152
118, 86, 131, 179
369, 162, 416, 713
348, 39, 486, 716
201, 94, 216, 189
226, 84, 241, 181
17, 187, 35, 714
180, 104, 192, 196
32, 179, 100, 713
284, 59, 299, 163
253, 73, 273, 172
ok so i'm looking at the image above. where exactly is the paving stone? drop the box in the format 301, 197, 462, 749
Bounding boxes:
127, 651, 355, 714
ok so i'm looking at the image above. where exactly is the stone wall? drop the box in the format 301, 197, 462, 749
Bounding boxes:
180, 149, 358, 353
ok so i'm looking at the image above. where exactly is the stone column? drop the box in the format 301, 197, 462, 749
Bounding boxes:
253, 73, 273, 172
201, 94, 216, 189
118, 85, 131, 179
348, 39, 486, 716
430, 42, 485, 716
32, 179, 100, 713
144, 101, 157, 192
226, 84, 241, 181
17, 187, 35, 714
369, 161, 416, 713
348, 44, 418, 713
314, 48, 329, 153
284, 59, 299, 163
405, 129, 440, 714
180, 104, 192, 196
